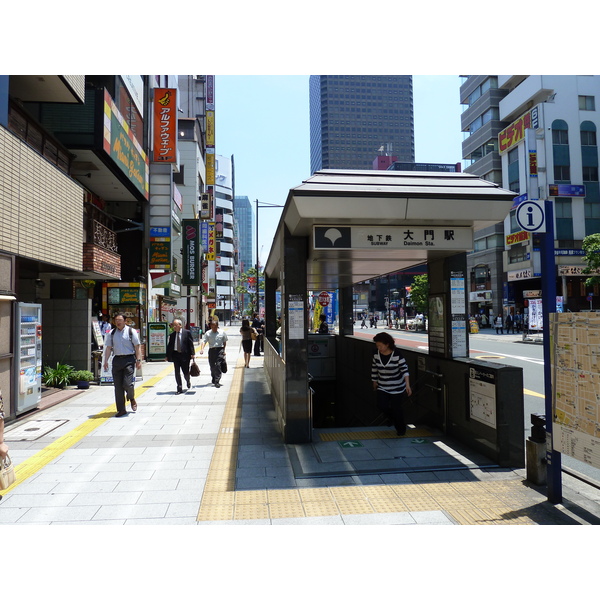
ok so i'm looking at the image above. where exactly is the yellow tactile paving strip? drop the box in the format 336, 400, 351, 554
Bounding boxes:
196, 359, 542, 525
1, 365, 174, 496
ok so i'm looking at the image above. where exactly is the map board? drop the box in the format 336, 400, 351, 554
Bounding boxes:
551, 312, 600, 469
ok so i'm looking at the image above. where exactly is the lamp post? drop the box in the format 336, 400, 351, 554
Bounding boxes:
255, 199, 285, 317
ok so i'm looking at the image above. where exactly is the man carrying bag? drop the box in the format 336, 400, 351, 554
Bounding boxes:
166, 319, 196, 394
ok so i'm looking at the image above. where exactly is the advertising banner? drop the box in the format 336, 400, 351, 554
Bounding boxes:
182, 219, 201, 285
153, 88, 177, 163
103, 90, 149, 198
499, 106, 539, 154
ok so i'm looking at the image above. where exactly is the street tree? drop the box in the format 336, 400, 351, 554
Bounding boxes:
409, 274, 429, 315
582, 233, 600, 288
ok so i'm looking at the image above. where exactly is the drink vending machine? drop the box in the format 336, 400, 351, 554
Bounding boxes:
15, 302, 42, 414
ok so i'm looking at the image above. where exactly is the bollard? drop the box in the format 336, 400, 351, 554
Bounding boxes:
526, 413, 547, 485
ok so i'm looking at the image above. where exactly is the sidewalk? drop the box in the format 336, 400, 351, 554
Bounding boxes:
1, 326, 599, 525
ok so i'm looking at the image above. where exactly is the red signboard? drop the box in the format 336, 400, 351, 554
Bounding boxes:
153, 88, 177, 163
318, 291, 331, 307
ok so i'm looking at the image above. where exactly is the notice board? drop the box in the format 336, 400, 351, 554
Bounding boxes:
551, 312, 600, 469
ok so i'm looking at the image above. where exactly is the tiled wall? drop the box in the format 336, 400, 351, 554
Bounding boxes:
0, 127, 84, 271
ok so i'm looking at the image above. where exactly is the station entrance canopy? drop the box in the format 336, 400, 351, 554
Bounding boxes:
262, 169, 518, 445
265, 169, 517, 291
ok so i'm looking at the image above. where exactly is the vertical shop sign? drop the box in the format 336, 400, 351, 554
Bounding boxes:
206, 222, 216, 261
182, 219, 201, 285
153, 88, 177, 163
206, 149, 215, 185
206, 110, 215, 147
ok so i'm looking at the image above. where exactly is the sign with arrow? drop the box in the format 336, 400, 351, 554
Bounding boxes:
338, 441, 363, 448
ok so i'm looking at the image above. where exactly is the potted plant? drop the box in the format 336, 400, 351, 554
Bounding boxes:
43, 362, 75, 389
70, 370, 95, 389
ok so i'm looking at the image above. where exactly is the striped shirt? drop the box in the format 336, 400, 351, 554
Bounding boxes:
371, 348, 409, 394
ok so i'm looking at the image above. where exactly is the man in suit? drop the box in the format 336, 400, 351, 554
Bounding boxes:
166, 319, 196, 394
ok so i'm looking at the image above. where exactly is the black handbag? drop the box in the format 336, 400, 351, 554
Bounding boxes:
190, 359, 200, 377
220, 355, 228, 373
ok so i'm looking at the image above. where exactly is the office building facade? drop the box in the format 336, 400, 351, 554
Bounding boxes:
309, 75, 414, 173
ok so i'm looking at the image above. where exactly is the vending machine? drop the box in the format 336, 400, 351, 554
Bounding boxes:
15, 302, 42, 414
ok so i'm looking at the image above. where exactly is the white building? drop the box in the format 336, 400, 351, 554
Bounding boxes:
498, 75, 600, 313
214, 154, 236, 323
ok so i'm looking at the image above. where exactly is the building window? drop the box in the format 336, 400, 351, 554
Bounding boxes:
554, 165, 571, 181
552, 129, 569, 145
555, 198, 573, 240
581, 130, 597, 146
583, 166, 599, 181
579, 95, 596, 111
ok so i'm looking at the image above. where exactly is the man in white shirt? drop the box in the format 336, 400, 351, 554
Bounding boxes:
103, 314, 142, 416
200, 321, 228, 387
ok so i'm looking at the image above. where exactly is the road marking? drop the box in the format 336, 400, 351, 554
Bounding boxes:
524, 389, 544, 398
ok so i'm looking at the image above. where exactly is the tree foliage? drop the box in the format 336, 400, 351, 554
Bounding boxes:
582, 233, 600, 288
235, 267, 264, 314
409, 274, 429, 314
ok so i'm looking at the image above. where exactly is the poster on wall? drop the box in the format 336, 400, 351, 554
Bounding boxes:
428, 294, 446, 356
528, 298, 543, 330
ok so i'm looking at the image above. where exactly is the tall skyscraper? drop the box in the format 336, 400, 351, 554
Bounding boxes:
309, 75, 414, 173
234, 195, 254, 273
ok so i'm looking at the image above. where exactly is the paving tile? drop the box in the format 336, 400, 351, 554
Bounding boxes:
16, 505, 101, 523
411, 510, 456, 524
138, 489, 202, 504
92, 503, 169, 521
165, 502, 201, 518
1, 493, 77, 508
68, 491, 142, 506
341, 512, 417, 525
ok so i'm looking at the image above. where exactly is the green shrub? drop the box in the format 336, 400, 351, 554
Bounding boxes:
70, 370, 95, 383
43, 362, 75, 388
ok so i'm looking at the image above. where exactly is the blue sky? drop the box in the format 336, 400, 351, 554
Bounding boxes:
215, 75, 464, 267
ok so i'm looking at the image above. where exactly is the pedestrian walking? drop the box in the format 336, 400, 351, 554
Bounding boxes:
514, 311, 522, 333
505, 313, 514, 334
251, 312, 264, 356
200, 320, 228, 387
103, 314, 142, 416
166, 319, 196, 394
317, 313, 329, 334
361, 316, 366, 328
100, 313, 112, 336
494, 315, 503, 334
239, 319, 257, 368
371, 331, 412, 436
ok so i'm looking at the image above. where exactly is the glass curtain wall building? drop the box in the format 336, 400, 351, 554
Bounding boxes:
309, 75, 414, 174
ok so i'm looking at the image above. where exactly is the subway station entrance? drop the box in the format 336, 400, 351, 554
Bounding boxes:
261, 169, 525, 469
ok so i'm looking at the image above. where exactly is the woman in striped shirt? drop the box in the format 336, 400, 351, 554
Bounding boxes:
371, 332, 412, 436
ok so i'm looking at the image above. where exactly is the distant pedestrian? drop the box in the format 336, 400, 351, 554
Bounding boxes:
200, 320, 228, 387
239, 319, 257, 368
371, 331, 412, 436
361, 316, 366, 328
494, 315, 503, 334
103, 314, 142, 416
251, 313, 264, 355
514, 311, 522, 333
505, 313, 514, 334
317, 313, 329, 334
100, 314, 112, 336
